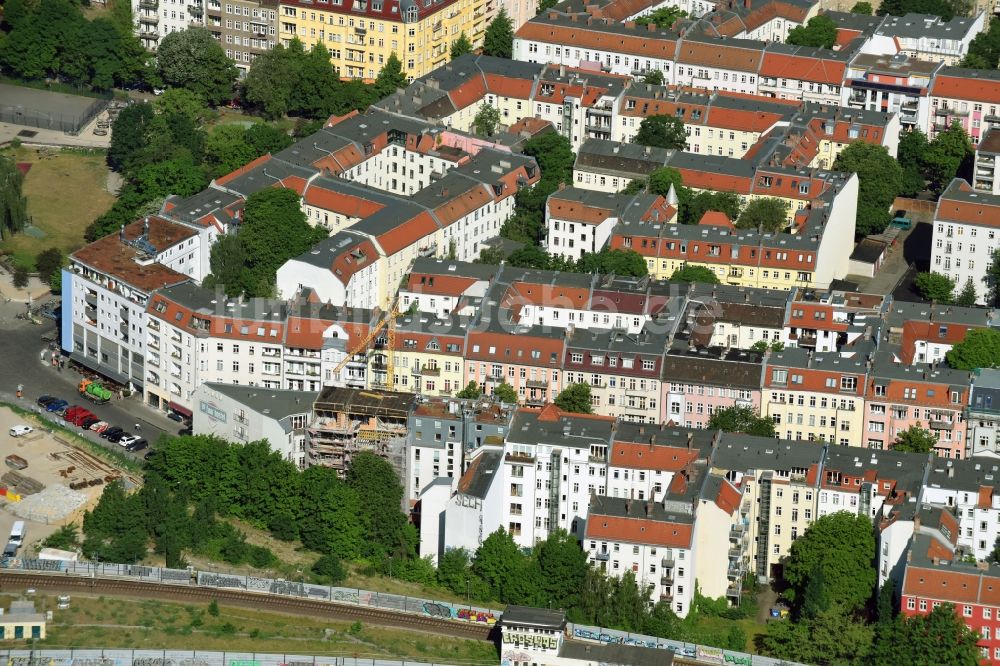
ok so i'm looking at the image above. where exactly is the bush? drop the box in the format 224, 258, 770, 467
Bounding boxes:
312, 554, 347, 584
207, 600, 219, 617
247, 544, 276, 568
12, 267, 29, 288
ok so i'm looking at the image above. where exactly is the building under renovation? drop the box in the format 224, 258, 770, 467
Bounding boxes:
307, 387, 414, 478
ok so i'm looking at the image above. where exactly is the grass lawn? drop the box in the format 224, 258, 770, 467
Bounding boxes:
689, 614, 767, 653
1, 146, 115, 270
14, 593, 498, 663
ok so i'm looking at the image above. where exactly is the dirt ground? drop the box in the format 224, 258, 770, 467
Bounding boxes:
0, 405, 131, 553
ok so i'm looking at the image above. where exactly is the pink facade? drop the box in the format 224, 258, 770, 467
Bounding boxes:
660, 349, 765, 427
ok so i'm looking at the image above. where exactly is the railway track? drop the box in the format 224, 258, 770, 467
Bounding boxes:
0, 572, 494, 641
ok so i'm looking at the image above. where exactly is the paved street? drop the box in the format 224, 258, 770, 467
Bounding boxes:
0, 299, 184, 460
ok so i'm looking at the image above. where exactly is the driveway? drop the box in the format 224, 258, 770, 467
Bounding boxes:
0, 304, 183, 460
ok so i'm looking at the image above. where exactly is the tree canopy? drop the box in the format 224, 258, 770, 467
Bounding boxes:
670, 265, 720, 284
483, 9, 514, 58
783, 512, 875, 614
156, 28, 238, 105
473, 104, 502, 137
635, 6, 687, 28
869, 603, 982, 666
450, 32, 474, 59
892, 424, 938, 454
833, 142, 904, 238
706, 406, 776, 437
555, 383, 593, 413
786, 16, 838, 48
456, 381, 483, 399
501, 132, 575, 245
493, 383, 518, 404
956, 277, 978, 307
736, 197, 788, 233
877, 0, 971, 22
851, 1, 874, 13
914, 272, 956, 304
945, 327, 1000, 370
0, 155, 29, 242
682, 191, 741, 226
633, 115, 688, 150
962, 16, 1000, 68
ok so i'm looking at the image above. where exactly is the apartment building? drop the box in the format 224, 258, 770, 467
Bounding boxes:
63, 218, 195, 394
573, 140, 674, 193
887, 300, 991, 366
562, 325, 669, 423
871, 13, 985, 66
967, 368, 1000, 458
371, 312, 468, 396
306, 386, 413, 475
973, 128, 1000, 195
661, 347, 763, 428
465, 323, 566, 406
133, 0, 202, 50
783, 287, 885, 353
276, 0, 485, 81
681, 283, 788, 349
757, 44, 847, 105
545, 188, 674, 262
922, 457, 1000, 561
191, 382, 316, 467
406, 396, 510, 503
929, 67, 1000, 145
842, 53, 940, 134
204, 0, 278, 75
862, 354, 971, 458
930, 178, 1000, 305
761, 348, 868, 445
688, 0, 818, 42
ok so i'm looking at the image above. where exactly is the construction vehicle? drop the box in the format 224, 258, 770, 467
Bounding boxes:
78, 379, 112, 404
331, 299, 401, 391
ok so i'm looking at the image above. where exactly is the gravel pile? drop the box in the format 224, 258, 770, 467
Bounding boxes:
11, 484, 88, 523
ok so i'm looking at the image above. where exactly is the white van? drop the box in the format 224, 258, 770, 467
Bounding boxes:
10, 521, 25, 547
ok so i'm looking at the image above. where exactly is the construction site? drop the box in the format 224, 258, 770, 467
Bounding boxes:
306, 387, 413, 478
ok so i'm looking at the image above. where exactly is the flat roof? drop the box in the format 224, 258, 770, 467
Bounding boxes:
502, 605, 567, 629
200, 383, 317, 422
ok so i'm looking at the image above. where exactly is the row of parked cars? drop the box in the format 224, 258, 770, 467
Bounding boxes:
36, 395, 149, 454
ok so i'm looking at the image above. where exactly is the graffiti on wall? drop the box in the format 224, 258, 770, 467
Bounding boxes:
421, 602, 496, 625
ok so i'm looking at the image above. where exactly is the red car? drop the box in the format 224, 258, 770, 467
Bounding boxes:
63, 406, 85, 420
68, 409, 95, 426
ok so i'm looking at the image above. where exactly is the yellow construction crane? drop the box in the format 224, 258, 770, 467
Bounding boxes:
332, 299, 401, 391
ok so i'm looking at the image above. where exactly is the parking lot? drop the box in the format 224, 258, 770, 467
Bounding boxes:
0, 404, 134, 555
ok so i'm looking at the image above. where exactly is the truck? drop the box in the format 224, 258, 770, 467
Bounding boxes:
78, 379, 112, 405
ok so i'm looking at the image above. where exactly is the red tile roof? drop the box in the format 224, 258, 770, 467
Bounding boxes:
376, 211, 439, 255
515, 20, 678, 60
759, 52, 846, 85
610, 442, 699, 471
71, 219, 194, 293
931, 72, 1000, 104
586, 513, 693, 547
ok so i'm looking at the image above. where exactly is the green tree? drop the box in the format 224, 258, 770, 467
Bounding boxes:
537, 0, 559, 12
246, 123, 293, 155
800, 563, 831, 619
238, 187, 326, 296
963, 17, 1000, 68
621, 179, 647, 194
554, 383, 593, 413
786, 15, 838, 48
634, 114, 687, 150
456, 381, 482, 399
108, 102, 156, 172
870, 603, 982, 666
292, 42, 342, 118
681, 190, 741, 225
736, 197, 789, 233
833, 142, 903, 238
473, 103, 502, 137
493, 382, 518, 404
914, 271, 956, 304
893, 424, 938, 454
670, 265, 720, 283
204, 124, 256, 178
877, 0, 968, 20
955, 277, 979, 308
758, 606, 873, 665
706, 406, 776, 437
642, 70, 664, 85
946, 327, 1000, 370
483, 8, 514, 58
311, 554, 347, 584
297, 465, 363, 558
347, 451, 415, 559
205, 233, 250, 297
783, 512, 875, 613
42, 523, 79, 551
12, 267, 28, 289
506, 245, 553, 269
635, 6, 687, 27
374, 53, 407, 99
577, 248, 649, 277
154, 88, 209, 125
156, 28, 237, 105
242, 40, 304, 119
647, 166, 685, 197
132, 154, 208, 201
535, 530, 588, 609
501, 132, 575, 244
472, 528, 528, 602
34, 247, 63, 284
851, 1, 873, 12
922, 122, 973, 194
0, 156, 28, 241
450, 32, 473, 59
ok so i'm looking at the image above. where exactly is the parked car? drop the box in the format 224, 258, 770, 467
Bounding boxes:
89, 421, 110, 433
167, 412, 184, 423
178, 427, 192, 436
79, 416, 100, 429
46, 400, 68, 413
105, 429, 127, 444
9, 425, 33, 437
125, 439, 148, 452
118, 434, 141, 447
101, 426, 124, 441
36, 396, 56, 407
143, 450, 156, 461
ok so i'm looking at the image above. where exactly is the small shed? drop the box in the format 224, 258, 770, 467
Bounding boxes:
849, 238, 889, 278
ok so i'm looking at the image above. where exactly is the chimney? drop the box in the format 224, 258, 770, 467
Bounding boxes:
143, 216, 150, 237
647, 22, 657, 31
931, 556, 939, 565
559, 64, 566, 77
626, 498, 632, 514
645, 501, 652, 516
119, 224, 126, 242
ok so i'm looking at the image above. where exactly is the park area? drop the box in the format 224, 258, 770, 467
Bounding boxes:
0, 145, 115, 271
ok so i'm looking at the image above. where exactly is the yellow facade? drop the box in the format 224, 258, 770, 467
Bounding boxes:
370, 348, 464, 395
644, 257, 815, 291
277, 0, 486, 80
760, 389, 865, 446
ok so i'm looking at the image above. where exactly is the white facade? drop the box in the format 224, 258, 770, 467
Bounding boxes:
930, 208, 1000, 306
513, 38, 676, 82
132, 0, 203, 49
921, 477, 1000, 562
546, 214, 617, 262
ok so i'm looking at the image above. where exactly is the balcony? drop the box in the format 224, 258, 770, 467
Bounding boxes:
728, 561, 744, 578
85, 292, 97, 306
119, 321, 129, 337
661, 554, 674, 568
660, 571, 673, 585
234, 414, 249, 426
421, 365, 441, 377
505, 451, 535, 464
730, 524, 746, 541
188, 5, 203, 16
139, 13, 159, 23
526, 379, 548, 389
726, 584, 741, 599
595, 551, 610, 561
139, 0, 158, 7
140, 29, 160, 40
660, 589, 673, 602
120, 306, 130, 321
